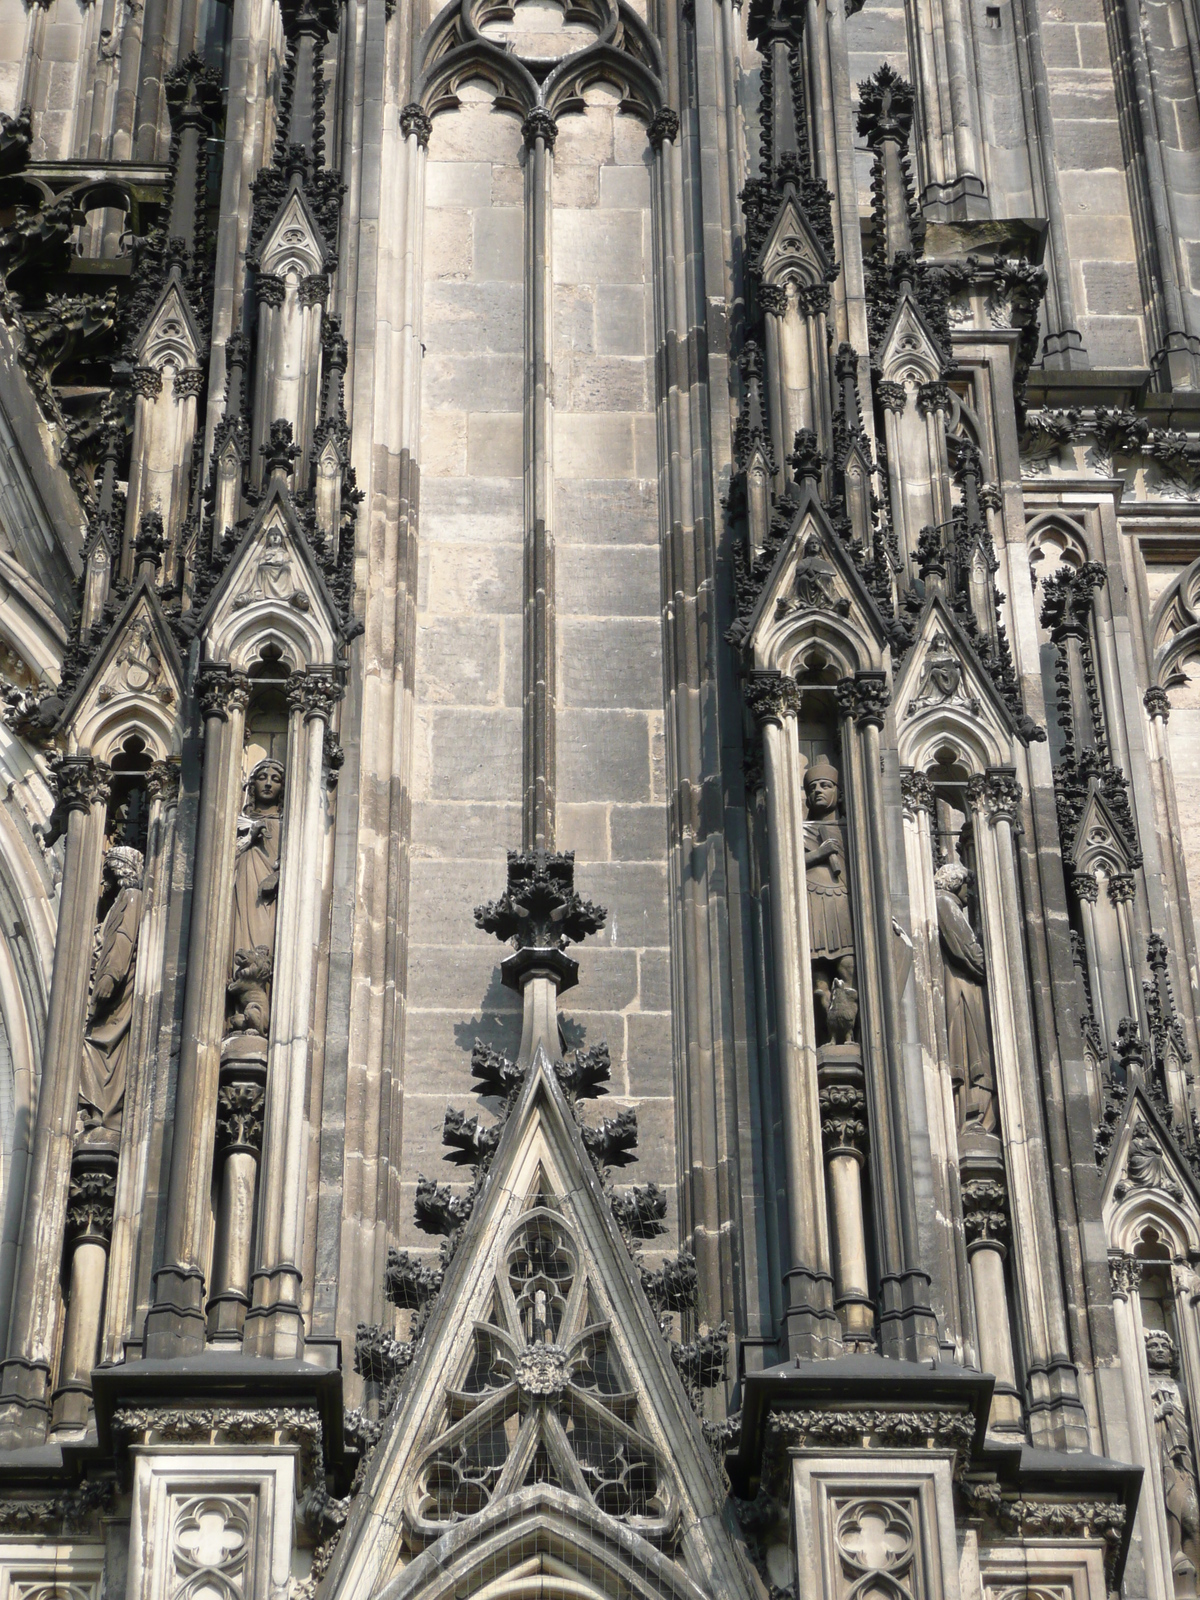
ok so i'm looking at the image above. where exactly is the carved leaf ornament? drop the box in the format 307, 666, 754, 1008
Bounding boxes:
407, 1200, 673, 1541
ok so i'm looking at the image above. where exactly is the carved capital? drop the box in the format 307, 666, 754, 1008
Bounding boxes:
255, 273, 286, 308
966, 767, 1022, 823
648, 107, 680, 147
743, 672, 801, 726
216, 1079, 266, 1154
65, 1164, 116, 1244
1108, 1248, 1142, 1300
147, 759, 181, 805
1107, 871, 1136, 906
900, 769, 935, 815
400, 103, 433, 147
52, 756, 111, 814
1070, 869, 1099, 904
875, 379, 907, 413
288, 670, 342, 721
961, 1175, 1009, 1252
298, 273, 329, 307
759, 283, 788, 318
794, 280, 831, 317
1145, 684, 1171, 723
522, 109, 558, 150
197, 665, 250, 722
916, 380, 952, 417
130, 364, 163, 400
819, 1083, 867, 1158
173, 367, 205, 400
835, 670, 890, 729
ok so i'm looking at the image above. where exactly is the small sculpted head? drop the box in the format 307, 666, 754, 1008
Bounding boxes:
248, 758, 285, 811
804, 756, 839, 816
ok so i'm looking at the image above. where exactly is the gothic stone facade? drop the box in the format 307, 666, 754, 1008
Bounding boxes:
3, 0, 1200, 1595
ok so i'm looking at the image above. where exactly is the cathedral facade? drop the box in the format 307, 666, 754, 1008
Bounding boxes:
1, 0, 1200, 1591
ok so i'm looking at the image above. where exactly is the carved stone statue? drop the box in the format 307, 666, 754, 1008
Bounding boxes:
229, 759, 283, 1031
235, 527, 294, 609
933, 863, 997, 1136
78, 845, 144, 1136
803, 758, 858, 1044
792, 534, 838, 612
1147, 1329, 1200, 1595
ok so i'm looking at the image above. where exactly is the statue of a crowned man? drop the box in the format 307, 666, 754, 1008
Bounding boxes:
803, 757, 858, 1044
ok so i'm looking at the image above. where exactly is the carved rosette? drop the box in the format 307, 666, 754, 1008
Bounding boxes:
1108, 1249, 1142, 1301
835, 672, 890, 730
819, 1083, 867, 1162
216, 1080, 266, 1155
899, 769, 935, 816
400, 103, 433, 147
743, 673, 801, 727
961, 1175, 1009, 1255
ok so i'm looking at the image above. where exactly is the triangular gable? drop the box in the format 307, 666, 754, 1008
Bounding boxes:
1069, 786, 1137, 873
132, 272, 203, 370
256, 180, 334, 279
743, 478, 891, 667
1101, 1085, 1200, 1225
57, 577, 185, 744
755, 185, 833, 287
877, 288, 945, 384
193, 479, 343, 663
892, 595, 1024, 749
323, 1050, 756, 1600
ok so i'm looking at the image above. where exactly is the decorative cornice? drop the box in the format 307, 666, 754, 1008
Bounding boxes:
766, 1406, 976, 1452
110, 1405, 323, 1474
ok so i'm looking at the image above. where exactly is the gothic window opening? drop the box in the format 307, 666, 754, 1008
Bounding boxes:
107, 733, 153, 855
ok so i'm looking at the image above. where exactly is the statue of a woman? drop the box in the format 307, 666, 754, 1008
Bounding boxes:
230, 758, 284, 999
933, 863, 997, 1135
803, 758, 858, 1044
78, 845, 144, 1135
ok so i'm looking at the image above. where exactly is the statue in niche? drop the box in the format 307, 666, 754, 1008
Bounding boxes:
1147, 1328, 1200, 1595
792, 535, 840, 613
803, 758, 858, 1044
77, 845, 145, 1136
235, 528, 293, 609
228, 759, 284, 1031
933, 863, 997, 1136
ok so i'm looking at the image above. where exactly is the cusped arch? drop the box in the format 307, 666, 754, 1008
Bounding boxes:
1110, 1192, 1200, 1261
760, 610, 882, 678
217, 607, 331, 674
898, 714, 1006, 775
543, 43, 663, 122
415, 5, 540, 116
1026, 512, 1090, 585
378, 1490, 712, 1600
71, 698, 181, 765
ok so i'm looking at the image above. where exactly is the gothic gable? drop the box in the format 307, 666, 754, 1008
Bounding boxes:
743, 480, 890, 674
57, 577, 184, 758
323, 1050, 755, 1600
877, 290, 944, 386
131, 273, 203, 370
893, 596, 1020, 768
256, 181, 334, 280
755, 186, 833, 288
1070, 786, 1139, 875
196, 481, 343, 668
1101, 1088, 1200, 1233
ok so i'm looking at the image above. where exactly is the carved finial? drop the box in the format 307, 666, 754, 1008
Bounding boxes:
261, 417, 302, 477
474, 850, 606, 950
